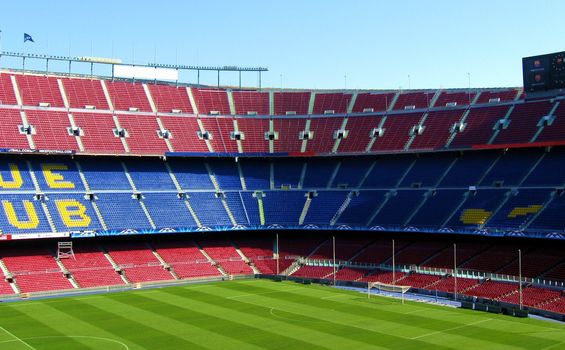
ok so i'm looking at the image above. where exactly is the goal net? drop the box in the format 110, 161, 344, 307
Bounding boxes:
368, 281, 411, 303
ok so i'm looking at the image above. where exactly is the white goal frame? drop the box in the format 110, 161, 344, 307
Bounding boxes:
368, 281, 411, 304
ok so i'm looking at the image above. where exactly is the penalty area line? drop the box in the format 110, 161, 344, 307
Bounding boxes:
408, 318, 492, 340
0, 325, 37, 350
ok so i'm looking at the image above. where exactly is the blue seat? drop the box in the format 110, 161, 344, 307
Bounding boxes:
370, 190, 426, 226
399, 154, 454, 188
168, 159, 214, 190
0, 161, 35, 191
408, 190, 467, 228
187, 192, 232, 227
446, 189, 508, 229
304, 191, 348, 225
263, 191, 306, 225
223, 192, 250, 225
439, 152, 498, 187
240, 159, 270, 190
143, 193, 197, 229
33, 160, 85, 191
209, 160, 242, 190
332, 158, 372, 188
239, 192, 262, 225
362, 156, 413, 188
486, 189, 552, 230
527, 193, 565, 232
95, 193, 152, 231
337, 190, 387, 226
480, 149, 542, 187
521, 148, 565, 186
273, 159, 304, 189
302, 159, 337, 188
45, 194, 102, 231
79, 159, 131, 190
125, 159, 175, 190
0, 194, 53, 234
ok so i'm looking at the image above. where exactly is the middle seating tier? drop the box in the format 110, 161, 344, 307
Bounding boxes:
0, 147, 562, 235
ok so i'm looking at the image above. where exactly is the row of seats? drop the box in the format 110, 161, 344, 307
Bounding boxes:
0, 72, 520, 113
1, 101, 563, 155
0, 234, 563, 314
0, 148, 563, 236
2, 147, 562, 191
1, 73, 563, 157
291, 265, 565, 314
1, 188, 563, 233
0, 238, 258, 292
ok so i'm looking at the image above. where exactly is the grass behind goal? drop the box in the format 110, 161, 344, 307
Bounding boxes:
0, 279, 563, 349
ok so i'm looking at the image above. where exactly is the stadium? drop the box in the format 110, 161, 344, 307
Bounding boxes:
0, 1, 564, 349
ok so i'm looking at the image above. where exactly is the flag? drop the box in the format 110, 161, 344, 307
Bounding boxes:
24, 33, 34, 43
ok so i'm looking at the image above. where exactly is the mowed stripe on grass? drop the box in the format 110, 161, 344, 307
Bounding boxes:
0, 279, 562, 349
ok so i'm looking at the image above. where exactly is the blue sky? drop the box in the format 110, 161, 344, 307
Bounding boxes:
0, 0, 563, 89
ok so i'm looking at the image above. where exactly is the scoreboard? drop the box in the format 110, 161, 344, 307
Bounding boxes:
523, 51, 565, 95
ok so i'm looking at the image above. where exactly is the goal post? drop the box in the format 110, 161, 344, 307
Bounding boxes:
368, 281, 411, 304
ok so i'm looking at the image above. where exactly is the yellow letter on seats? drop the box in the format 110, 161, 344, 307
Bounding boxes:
56, 200, 91, 227
41, 164, 75, 189
2, 200, 39, 229
0, 164, 23, 189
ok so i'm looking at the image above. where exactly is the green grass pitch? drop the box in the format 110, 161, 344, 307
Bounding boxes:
0, 279, 563, 349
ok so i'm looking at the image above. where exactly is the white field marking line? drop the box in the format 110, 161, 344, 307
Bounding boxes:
408, 318, 492, 340
226, 287, 304, 299
0, 325, 37, 350
402, 308, 429, 315
0, 335, 129, 349
540, 341, 565, 350
320, 294, 351, 300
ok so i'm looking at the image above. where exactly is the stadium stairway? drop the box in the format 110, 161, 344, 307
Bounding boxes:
282, 260, 302, 276
156, 116, 175, 152
103, 242, 175, 283
52, 254, 80, 289
232, 242, 261, 274
147, 242, 180, 280
121, 161, 158, 229
143, 83, 158, 113
330, 192, 353, 225
193, 241, 228, 277
198, 239, 254, 275
75, 161, 109, 231
531, 257, 565, 280
530, 101, 561, 143
100, 245, 130, 284
204, 163, 238, 225
487, 105, 516, 144
254, 191, 266, 225
298, 193, 313, 225
521, 190, 557, 231
0, 258, 18, 294
305, 238, 332, 259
